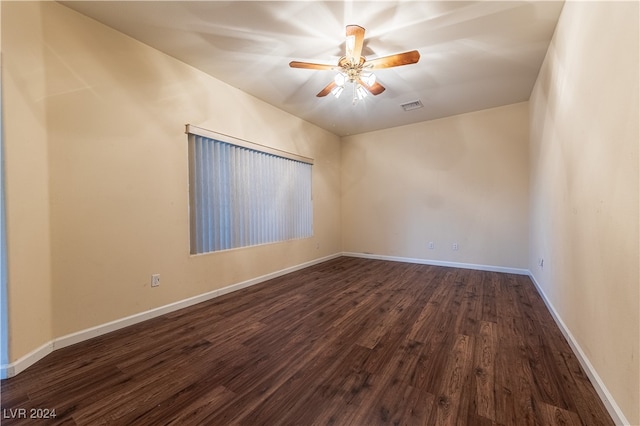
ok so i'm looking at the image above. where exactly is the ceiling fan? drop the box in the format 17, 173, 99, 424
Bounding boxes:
289, 25, 420, 103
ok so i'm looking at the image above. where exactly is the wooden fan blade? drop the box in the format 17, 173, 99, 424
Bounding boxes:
357, 79, 386, 96
345, 25, 365, 64
317, 81, 337, 97
366, 50, 420, 69
289, 61, 335, 71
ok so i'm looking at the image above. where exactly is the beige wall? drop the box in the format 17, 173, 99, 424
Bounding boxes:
529, 2, 639, 424
2, 1, 341, 359
341, 102, 529, 269
2, 2, 54, 363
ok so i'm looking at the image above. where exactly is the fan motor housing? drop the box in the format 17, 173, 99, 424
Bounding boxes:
338, 56, 367, 81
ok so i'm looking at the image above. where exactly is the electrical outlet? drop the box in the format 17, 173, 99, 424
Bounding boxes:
452, 243, 459, 251
428, 242, 435, 249
151, 274, 160, 287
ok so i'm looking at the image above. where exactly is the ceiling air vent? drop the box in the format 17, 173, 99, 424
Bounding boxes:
400, 100, 423, 111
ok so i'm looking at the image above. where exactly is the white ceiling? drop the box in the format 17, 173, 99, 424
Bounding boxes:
60, 1, 564, 137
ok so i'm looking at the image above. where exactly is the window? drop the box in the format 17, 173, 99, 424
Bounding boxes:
187, 125, 313, 254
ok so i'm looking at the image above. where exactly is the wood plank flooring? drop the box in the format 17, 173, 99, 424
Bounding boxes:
0, 257, 614, 425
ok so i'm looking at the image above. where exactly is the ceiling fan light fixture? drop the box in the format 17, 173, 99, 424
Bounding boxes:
361, 71, 376, 87
334, 72, 347, 86
331, 85, 344, 98
356, 84, 368, 100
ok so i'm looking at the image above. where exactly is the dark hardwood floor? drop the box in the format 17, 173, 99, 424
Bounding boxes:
1, 257, 613, 425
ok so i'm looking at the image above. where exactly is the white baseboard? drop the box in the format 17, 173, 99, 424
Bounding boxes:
341, 251, 530, 275
0, 253, 341, 378
1, 341, 54, 378
527, 272, 629, 426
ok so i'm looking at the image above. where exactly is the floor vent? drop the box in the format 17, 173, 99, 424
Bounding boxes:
400, 100, 424, 111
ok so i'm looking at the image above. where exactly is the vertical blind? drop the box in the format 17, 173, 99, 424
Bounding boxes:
188, 130, 313, 254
